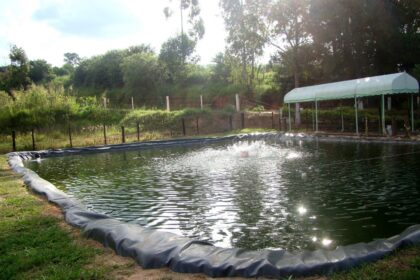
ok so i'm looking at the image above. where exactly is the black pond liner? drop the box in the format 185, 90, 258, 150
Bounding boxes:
7, 133, 420, 278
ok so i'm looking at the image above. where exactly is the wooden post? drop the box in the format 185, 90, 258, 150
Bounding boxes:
182, 118, 186, 136
68, 125, 73, 148
12, 130, 16, 151
235, 94, 240, 112
131, 96, 134, 110
121, 126, 125, 143
137, 123, 140, 141
166, 96, 170, 112
31, 129, 36, 150
196, 117, 199, 135
229, 115, 233, 130
241, 112, 245, 129
103, 124, 107, 145
271, 111, 274, 129
200, 95, 203, 109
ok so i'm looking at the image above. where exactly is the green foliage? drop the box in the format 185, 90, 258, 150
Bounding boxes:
159, 34, 197, 83
29, 59, 54, 84
72, 45, 154, 91
121, 108, 212, 131
0, 45, 31, 96
0, 86, 124, 132
121, 53, 165, 101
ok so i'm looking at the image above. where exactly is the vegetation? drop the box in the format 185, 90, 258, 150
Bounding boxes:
0, 155, 138, 280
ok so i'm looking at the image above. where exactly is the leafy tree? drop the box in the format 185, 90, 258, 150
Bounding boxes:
164, 0, 205, 41
211, 52, 232, 84
159, 34, 197, 83
0, 45, 31, 98
268, 0, 311, 125
121, 53, 166, 101
29, 59, 54, 84
64, 52, 81, 67
220, 0, 268, 94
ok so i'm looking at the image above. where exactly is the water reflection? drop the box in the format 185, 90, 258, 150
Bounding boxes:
25, 139, 420, 251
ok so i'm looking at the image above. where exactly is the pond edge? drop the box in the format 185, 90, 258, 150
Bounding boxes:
7, 132, 420, 278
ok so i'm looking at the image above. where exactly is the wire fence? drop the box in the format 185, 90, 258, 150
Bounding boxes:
1, 94, 419, 153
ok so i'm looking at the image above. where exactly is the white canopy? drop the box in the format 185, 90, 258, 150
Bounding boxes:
284, 72, 419, 104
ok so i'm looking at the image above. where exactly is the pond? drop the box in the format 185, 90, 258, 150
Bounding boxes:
25, 138, 420, 251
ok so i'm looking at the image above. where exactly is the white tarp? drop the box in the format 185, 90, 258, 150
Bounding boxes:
284, 72, 419, 103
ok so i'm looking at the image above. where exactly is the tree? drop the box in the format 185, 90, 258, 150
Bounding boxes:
64, 52, 81, 67
159, 34, 197, 83
220, 0, 268, 95
29, 59, 54, 84
0, 45, 31, 98
121, 53, 166, 102
211, 52, 232, 84
164, 0, 205, 41
268, 0, 311, 125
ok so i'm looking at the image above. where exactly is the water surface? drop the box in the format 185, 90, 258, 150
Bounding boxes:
26, 138, 420, 251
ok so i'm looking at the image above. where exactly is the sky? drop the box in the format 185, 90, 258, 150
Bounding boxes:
0, 0, 232, 66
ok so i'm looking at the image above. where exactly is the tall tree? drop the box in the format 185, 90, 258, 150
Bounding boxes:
159, 34, 197, 83
164, 0, 205, 64
268, 0, 310, 125
64, 52, 81, 67
29, 59, 54, 84
0, 45, 31, 98
121, 53, 165, 101
220, 0, 268, 95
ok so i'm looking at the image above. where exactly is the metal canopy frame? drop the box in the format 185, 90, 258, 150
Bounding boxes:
284, 73, 419, 135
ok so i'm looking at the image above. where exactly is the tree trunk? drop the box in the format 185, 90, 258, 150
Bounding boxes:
293, 48, 301, 127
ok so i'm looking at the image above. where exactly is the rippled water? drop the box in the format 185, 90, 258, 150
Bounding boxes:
26, 138, 420, 251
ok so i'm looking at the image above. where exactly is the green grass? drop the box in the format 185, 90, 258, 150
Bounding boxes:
0, 155, 135, 280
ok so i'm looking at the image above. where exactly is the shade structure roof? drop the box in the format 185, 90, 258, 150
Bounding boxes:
284, 72, 419, 103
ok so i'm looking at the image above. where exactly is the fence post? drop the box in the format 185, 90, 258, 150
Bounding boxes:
137, 123, 140, 141
121, 126, 125, 143
166, 96, 170, 112
271, 112, 274, 129
196, 117, 199, 135
235, 94, 240, 112
68, 125, 73, 148
182, 118, 186, 136
241, 112, 245, 129
103, 124, 107, 145
229, 115, 233, 130
31, 128, 36, 150
12, 130, 16, 151
131, 96, 134, 110
200, 95, 203, 110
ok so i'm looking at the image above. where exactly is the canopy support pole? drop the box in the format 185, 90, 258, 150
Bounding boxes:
411, 94, 414, 132
315, 100, 319, 132
381, 95, 386, 135
312, 103, 315, 131
354, 96, 359, 135
288, 103, 291, 131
